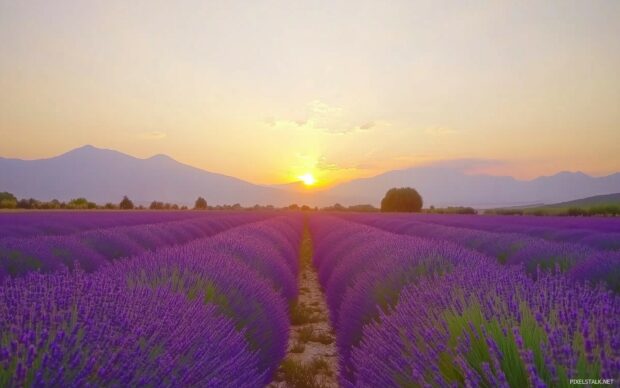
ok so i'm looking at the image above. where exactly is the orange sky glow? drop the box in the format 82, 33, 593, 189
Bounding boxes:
1, 1, 619, 187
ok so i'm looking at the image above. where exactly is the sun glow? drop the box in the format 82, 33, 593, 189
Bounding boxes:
298, 173, 317, 186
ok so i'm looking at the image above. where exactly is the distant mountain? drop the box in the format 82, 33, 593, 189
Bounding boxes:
537, 193, 620, 209
0, 145, 297, 206
2, 146, 620, 208
324, 166, 620, 208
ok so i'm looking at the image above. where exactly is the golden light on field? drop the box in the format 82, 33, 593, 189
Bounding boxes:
298, 173, 317, 186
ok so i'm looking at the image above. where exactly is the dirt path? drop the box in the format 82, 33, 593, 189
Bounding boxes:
269, 228, 339, 388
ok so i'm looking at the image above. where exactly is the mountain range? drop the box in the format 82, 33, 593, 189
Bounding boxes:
1, 145, 620, 208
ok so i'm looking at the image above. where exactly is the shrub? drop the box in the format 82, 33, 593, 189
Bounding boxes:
119, 196, 134, 210
380, 187, 423, 212
194, 197, 208, 210
0, 192, 17, 208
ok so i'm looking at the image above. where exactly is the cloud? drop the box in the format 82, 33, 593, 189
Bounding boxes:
359, 121, 375, 131
316, 155, 379, 171
316, 156, 343, 171
424, 126, 458, 136
264, 100, 379, 134
137, 131, 167, 140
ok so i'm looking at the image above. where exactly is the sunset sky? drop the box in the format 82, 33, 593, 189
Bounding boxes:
1, 1, 619, 187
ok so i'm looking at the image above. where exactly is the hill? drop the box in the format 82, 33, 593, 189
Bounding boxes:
325, 167, 620, 208
540, 193, 620, 209
0, 145, 298, 206
2, 146, 620, 208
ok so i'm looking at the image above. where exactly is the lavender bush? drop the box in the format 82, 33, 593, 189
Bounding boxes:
0, 214, 302, 385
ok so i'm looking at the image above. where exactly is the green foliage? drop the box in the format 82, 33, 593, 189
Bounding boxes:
438, 300, 602, 387
119, 196, 134, 210
347, 204, 379, 212
321, 203, 346, 212
149, 201, 180, 210
487, 205, 620, 217
17, 198, 45, 209
381, 187, 423, 213
484, 208, 525, 216
588, 204, 620, 216
194, 196, 208, 210
0, 192, 17, 202
149, 201, 164, 210
0, 249, 42, 275
66, 198, 96, 209
426, 206, 477, 214
0, 198, 17, 209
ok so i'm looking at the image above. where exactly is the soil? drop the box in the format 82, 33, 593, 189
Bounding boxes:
269, 230, 339, 387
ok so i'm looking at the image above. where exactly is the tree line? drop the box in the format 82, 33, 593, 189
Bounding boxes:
0, 192, 210, 211
1, 188, 424, 212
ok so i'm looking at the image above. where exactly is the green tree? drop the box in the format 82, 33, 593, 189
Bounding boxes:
381, 187, 423, 213
194, 196, 208, 210
119, 196, 134, 210
68, 198, 89, 209
0, 192, 17, 209
17, 198, 39, 209
149, 201, 164, 210
348, 204, 379, 212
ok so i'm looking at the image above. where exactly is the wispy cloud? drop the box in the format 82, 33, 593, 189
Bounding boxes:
136, 131, 167, 140
264, 100, 380, 135
315, 155, 380, 171
424, 126, 458, 136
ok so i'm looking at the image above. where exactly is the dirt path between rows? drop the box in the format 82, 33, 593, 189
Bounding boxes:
269, 228, 339, 388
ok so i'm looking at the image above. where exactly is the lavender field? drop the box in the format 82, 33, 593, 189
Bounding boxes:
0, 211, 619, 387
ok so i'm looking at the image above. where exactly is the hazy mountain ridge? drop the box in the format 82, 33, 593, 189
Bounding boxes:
534, 193, 620, 209
1, 146, 620, 207
0, 146, 295, 206
325, 166, 620, 208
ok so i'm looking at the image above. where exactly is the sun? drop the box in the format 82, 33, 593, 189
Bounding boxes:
298, 173, 317, 186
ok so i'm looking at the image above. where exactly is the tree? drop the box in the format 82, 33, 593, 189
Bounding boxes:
194, 197, 208, 210
149, 201, 164, 210
322, 203, 346, 212
348, 204, 379, 212
0, 192, 17, 209
17, 198, 39, 209
119, 196, 134, 210
68, 198, 90, 209
381, 187, 423, 213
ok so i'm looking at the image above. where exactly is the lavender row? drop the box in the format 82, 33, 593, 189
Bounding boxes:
343, 214, 620, 292
0, 211, 208, 239
353, 255, 620, 387
0, 269, 263, 387
410, 213, 620, 251
309, 215, 484, 383
0, 215, 303, 386
0, 212, 269, 280
309, 215, 620, 386
413, 213, 620, 233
